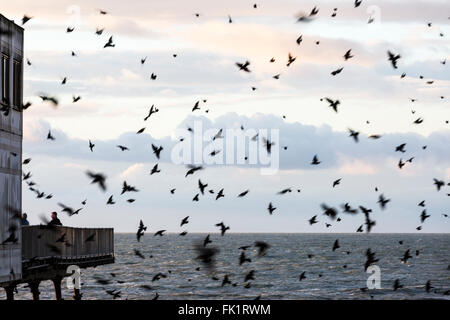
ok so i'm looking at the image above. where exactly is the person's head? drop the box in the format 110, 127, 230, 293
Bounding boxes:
51, 212, 58, 220
22, 213, 27, 220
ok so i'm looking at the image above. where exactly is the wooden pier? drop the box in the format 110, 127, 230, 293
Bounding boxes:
1, 225, 114, 300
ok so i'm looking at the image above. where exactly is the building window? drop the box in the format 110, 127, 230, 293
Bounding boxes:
1, 55, 9, 104
13, 60, 21, 107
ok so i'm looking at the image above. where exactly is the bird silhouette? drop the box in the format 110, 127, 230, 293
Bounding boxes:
104, 36, 115, 48
378, 194, 391, 210
236, 61, 251, 72
86, 171, 107, 191
387, 50, 401, 69
267, 202, 276, 214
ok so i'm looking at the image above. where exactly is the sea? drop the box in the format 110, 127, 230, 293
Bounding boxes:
2, 233, 449, 300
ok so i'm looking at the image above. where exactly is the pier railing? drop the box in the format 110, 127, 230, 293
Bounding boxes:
21, 226, 114, 266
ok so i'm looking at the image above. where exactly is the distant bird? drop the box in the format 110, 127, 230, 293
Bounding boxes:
117, 145, 129, 151
149, 273, 167, 283
40, 95, 59, 107
144, 105, 159, 121
141, 57, 147, 65
22, 15, 33, 25
286, 53, 296, 67
88, 140, 95, 152
324, 98, 340, 113
321, 204, 338, 220
122, 181, 139, 194
267, 202, 276, 215
154, 230, 166, 237
236, 61, 251, 72
150, 164, 160, 175
136, 220, 147, 242
150, 73, 157, 80
58, 203, 82, 216
136, 127, 145, 134
395, 143, 406, 153
216, 189, 225, 200
296, 6, 319, 22
106, 195, 115, 205
221, 275, 231, 287
332, 239, 340, 251
185, 165, 203, 177
104, 36, 115, 48
277, 188, 292, 195
180, 216, 189, 227
198, 179, 208, 195
66, 27, 75, 33
342, 203, 358, 214
238, 190, 249, 197
151, 144, 163, 159
262, 137, 274, 154
343, 49, 354, 60
215, 222, 230, 236
348, 128, 359, 142
203, 234, 212, 247
387, 50, 401, 69
420, 210, 430, 223
378, 194, 390, 210
311, 155, 321, 165
72, 95, 81, 103
331, 67, 344, 76
95, 28, 104, 35
239, 251, 251, 265
308, 215, 318, 225
401, 249, 412, 263
195, 243, 219, 270
333, 178, 341, 188
254, 241, 270, 256
299, 272, 306, 281
433, 178, 444, 191
296, 35, 303, 45
244, 270, 255, 283
364, 248, 379, 271
425, 280, 433, 293
85, 171, 107, 191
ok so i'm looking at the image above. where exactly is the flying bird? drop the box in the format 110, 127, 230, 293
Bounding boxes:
86, 171, 107, 191
104, 36, 115, 48
387, 50, 401, 69
236, 61, 251, 72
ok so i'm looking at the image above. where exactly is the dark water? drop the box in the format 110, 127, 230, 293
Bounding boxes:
2, 233, 449, 300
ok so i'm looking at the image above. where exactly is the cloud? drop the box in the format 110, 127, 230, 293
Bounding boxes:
22, 113, 450, 173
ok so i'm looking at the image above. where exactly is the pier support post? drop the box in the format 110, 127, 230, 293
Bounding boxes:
4, 285, 15, 300
52, 276, 63, 300
28, 281, 41, 300
73, 288, 82, 300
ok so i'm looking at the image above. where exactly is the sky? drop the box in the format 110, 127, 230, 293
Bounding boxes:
1, 0, 449, 232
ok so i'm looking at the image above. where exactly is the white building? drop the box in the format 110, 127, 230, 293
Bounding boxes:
0, 13, 23, 286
